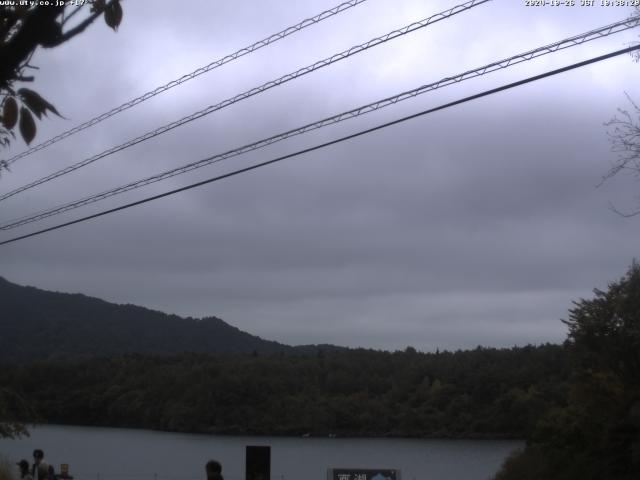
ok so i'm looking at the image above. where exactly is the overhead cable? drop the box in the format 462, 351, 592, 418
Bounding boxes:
1, 44, 637, 247
2, 15, 638, 230
2, 0, 371, 166
0, 0, 491, 203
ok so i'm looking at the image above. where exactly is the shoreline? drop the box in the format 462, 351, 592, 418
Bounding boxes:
21, 422, 525, 442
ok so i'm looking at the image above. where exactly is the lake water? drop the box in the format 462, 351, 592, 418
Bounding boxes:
0, 425, 520, 480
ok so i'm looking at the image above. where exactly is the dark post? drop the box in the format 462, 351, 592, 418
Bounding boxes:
245, 445, 270, 480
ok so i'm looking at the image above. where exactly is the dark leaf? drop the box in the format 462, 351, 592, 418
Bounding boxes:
104, 0, 123, 31
91, 0, 106, 13
19, 107, 36, 145
2, 97, 18, 130
18, 88, 61, 119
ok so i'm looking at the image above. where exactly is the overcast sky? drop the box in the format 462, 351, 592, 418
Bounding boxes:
1, 0, 639, 351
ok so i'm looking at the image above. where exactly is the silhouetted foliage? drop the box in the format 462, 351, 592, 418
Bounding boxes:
603, 94, 640, 217
602, 7, 640, 216
0, 1, 123, 151
496, 262, 640, 479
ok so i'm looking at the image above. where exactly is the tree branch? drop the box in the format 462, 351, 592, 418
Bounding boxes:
0, 9, 20, 41
608, 201, 640, 218
51, 3, 110, 46
0, 6, 64, 88
61, 4, 84, 27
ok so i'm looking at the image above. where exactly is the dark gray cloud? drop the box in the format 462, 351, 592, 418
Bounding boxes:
1, 0, 640, 351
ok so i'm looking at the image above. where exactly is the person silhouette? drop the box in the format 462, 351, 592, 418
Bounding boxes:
31, 450, 50, 480
16, 459, 33, 480
205, 460, 224, 480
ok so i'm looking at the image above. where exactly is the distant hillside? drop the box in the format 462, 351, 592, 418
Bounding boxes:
0, 276, 340, 362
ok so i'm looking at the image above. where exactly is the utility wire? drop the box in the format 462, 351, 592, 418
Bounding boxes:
1, 44, 637, 247
2, 15, 638, 231
2, 0, 371, 166
0, 0, 490, 203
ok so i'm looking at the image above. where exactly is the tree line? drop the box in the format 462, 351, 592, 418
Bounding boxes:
0, 344, 567, 439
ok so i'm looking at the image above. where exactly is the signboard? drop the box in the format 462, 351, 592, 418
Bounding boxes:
246, 445, 270, 480
328, 469, 400, 480
57, 464, 73, 480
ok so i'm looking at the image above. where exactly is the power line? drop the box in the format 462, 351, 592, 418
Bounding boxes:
0, 0, 491, 203
2, 0, 371, 167
2, 15, 638, 231
1, 44, 637, 247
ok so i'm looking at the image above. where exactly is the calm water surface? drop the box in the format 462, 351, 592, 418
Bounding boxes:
0, 425, 520, 480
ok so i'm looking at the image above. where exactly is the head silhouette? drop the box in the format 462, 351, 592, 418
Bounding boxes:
205, 460, 222, 480
33, 450, 44, 464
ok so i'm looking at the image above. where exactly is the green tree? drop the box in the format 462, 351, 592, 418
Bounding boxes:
496, 262, 640, 480
0, 0, 123, 158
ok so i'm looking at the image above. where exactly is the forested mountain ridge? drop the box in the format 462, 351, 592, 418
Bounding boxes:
0, 276, 340, 361
0, 276, 570, 440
